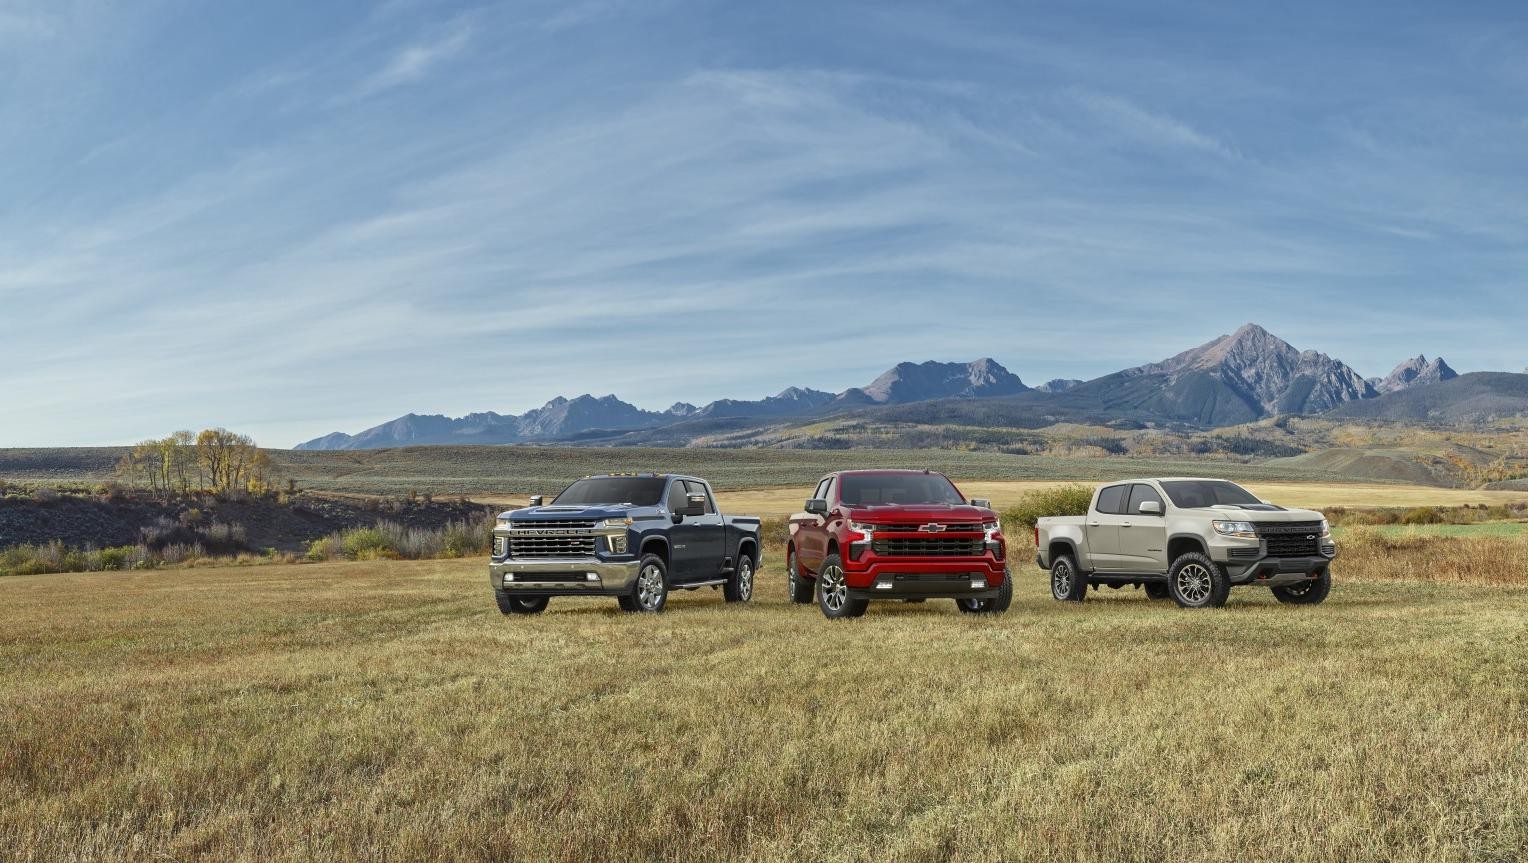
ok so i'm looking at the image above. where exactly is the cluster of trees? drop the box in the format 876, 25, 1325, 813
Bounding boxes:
115, 429, 274, 494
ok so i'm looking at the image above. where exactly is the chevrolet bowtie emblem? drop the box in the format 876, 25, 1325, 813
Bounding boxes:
921, 523, 947, 533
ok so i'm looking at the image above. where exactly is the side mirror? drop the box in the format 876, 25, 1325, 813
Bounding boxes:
679, 494, 706, 517
970, 498, 992, 509
1138, 500, 1163, 516
804, 498, 828, 516
528, 495, 544, 507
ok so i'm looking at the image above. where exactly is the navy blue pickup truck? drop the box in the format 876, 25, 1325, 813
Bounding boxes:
490, 473, 763, 615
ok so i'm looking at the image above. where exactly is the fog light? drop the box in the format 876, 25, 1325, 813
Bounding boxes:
970, 578, 986, 590
586, 572, 599, 581
875, 581, 894, 590
503, 574, 514, 583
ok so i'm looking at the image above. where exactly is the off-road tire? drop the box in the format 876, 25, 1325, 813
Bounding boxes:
957, 573, 1013, 614
1272, 568, 1332, 605
1051, 554, 1087, 602
786, 548, 814, 604
724, 550, 756, 603
1167, 551, 1230, 609
1144, 582, 1171, 601
495, 591, 549, 616
816, 553, 868, 619
625, 554, 670, 613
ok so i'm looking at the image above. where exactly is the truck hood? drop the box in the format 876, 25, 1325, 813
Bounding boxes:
1195, 505, 1325, 522
845, 503, 996, 525
497, 504, 662, 521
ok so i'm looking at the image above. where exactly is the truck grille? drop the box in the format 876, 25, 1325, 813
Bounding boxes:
871, 538, 985, 557
505, 520, 600, 559
1256, 522, 1322, 558
509, 536, 598, 558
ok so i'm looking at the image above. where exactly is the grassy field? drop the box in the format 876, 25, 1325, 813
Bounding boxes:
697, 481, 1528, 519
2, 533, 1524, 861
0, 445, 1371, 496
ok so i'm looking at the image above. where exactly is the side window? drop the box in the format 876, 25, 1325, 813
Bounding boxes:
811, 478, 830, 501
822, 476, 838, 506
1096, 485, 1127, 515
684, 480, 716, 515
666, 480, 688, 513
1127, 484, 1164, 514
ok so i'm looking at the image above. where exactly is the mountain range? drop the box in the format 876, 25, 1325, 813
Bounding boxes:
295, 324, 1524, 450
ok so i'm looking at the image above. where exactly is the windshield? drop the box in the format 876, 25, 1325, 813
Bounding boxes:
552, 477, 667, 507
839, 473, 965, 506
1160, 480, 1262, 509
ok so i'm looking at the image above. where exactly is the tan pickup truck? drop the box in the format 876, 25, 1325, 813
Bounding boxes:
1035, 478, 1336, 608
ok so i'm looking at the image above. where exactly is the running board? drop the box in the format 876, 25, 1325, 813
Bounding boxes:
681, 578, 728, 590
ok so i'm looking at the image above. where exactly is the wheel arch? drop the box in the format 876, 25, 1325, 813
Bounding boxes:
1167, 533, 1208, 562
639, 535, 670, 567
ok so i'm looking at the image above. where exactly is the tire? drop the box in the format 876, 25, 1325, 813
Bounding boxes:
1272, 568, 1332, 605
625, 554, 669, 613
1050, 554, 1087, 602
724, 550, 756, 603
786, 548, 814, 604
815, 553, 867, 619
1144, 582, 1171, 601
495, 591, 549, 616
956, 573, 1013, 614
1167, 551, 1230, 609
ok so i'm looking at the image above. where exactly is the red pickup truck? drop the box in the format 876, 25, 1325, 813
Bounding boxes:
787, 469, 1012, 618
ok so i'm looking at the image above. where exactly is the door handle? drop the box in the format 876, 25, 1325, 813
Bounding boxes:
1088, 522, 1101, 527
1122, 522, 1132, 528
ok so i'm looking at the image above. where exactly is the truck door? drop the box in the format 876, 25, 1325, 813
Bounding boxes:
682, 480, 727, 581
666, 480, 702, 582
1086, 484, 1128, 570
797, 477, 833, 574
1118, 483, 1168, 571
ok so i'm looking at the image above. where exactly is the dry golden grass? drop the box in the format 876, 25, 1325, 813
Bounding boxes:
702, 480, 1528, 518
2, 534, 1525, 862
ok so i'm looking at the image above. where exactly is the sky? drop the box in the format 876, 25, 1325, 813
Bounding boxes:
3, 0, 1527, 447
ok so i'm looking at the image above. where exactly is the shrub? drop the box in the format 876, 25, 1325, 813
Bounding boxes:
1401, 507, 1443, 526
341, 527, 393, 560
1001, 484, 1096, 531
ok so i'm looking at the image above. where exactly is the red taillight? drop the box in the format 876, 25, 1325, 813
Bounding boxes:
1033, 527, 1039, 546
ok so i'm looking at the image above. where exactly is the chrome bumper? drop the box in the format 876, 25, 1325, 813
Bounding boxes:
489, 558, 642, 592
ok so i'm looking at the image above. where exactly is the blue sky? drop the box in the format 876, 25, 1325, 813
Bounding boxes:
3, 1, 1527, 447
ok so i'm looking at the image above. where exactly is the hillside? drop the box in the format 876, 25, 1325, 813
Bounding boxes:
0, 445, 1366, 497
1327, 372, 1528, 423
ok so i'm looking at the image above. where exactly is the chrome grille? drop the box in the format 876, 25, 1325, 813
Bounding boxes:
505, 519, 601, 559
508, 535, 598, 559
871, 538, 984, 557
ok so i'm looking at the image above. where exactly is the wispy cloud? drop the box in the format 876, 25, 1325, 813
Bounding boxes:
359, 22, 473, 95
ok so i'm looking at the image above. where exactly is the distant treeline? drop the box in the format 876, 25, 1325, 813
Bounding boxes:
115, 429, 275, 494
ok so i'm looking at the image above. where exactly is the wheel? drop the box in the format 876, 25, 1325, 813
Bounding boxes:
1272, 568, 1332, 605
956, 572, 1013, 614
495, 591, 549, 616
1167, 552, 1230, 609
724, 551, 755, 603
1050, 554, 1087, 602
786, 548, 814, 604
815, 553, 867, 619
625, 554, 669, 613
1144, 582, 1171, 601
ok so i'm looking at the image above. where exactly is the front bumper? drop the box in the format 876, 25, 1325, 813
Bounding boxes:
848, 571, 1004, 601
489, 558, 642, 595
1225, 554, 1334, 586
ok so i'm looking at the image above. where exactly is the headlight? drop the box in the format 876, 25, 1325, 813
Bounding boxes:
1212, 520, 1258, 539
981, 521, 999, 533
496, 517, 513, 527
1320, 519, 1331, 537
493, 536, 507, 557
599, 517, 633, 528
849, 521, 878, 533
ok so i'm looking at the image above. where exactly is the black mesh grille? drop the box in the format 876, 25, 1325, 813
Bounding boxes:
1256, 522, 1322, 557
872, 538, 984, 557
511, 572, 588, 583
1228, 547, 1261, 559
